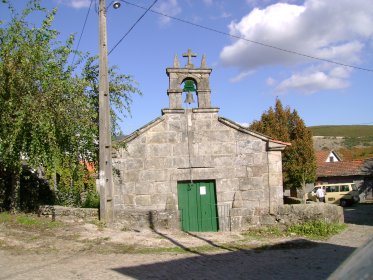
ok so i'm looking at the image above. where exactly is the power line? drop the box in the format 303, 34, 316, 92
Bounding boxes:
71, 0, 93, 66
119, 0, 373, 73
108, 0, 158, 55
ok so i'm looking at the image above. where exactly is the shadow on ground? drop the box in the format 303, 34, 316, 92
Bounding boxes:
112, 203, 373, 279
343, 203, 373, 226
112, 240, 354, 280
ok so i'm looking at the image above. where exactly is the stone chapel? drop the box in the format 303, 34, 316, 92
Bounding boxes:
111, 50, 288, 231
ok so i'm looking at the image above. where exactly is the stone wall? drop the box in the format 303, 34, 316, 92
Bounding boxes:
38, 204, 343, 232
38, 205, 98, 222
112, 109, 285, 230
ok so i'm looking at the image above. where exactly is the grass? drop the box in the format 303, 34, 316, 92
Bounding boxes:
0, 212, 62, 230
243, 220, 346, 241
286, 220, 346, 240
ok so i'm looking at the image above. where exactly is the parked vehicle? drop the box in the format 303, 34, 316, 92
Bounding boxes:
304, 183, 360, 207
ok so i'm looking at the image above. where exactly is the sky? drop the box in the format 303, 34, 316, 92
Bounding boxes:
2, 0, 373, 134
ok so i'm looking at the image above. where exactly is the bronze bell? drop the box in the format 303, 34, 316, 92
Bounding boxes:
184, 92, 195, 104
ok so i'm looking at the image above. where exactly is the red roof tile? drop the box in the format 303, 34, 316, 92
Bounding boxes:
317, 160, 365, 177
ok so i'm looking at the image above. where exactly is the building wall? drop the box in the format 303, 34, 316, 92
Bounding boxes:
112, 110, 284, 230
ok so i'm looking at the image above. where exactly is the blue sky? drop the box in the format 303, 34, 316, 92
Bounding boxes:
3, 0, 373, 134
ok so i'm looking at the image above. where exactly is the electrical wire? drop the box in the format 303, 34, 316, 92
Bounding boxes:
71, 0, 93, 66
119, 0, 373, 73
108, 0, 158, 55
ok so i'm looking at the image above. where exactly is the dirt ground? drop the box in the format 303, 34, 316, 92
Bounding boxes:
0, 203, 372, 280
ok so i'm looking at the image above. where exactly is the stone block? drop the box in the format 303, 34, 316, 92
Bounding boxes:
147, 132, 180, 144
239, 177, 263, 191
135, 195, 152, 207
251, 165, 267, 177
151, 194, 168, 206
235, 154, 253, 165
144, 157, 173, 169
119, 182, 135, 194
191, 156, 214, 167
123, 170, 140, 182
217, 191, 235, 203
241, 190, 264, 201
123, 158, 144, 171
216, 178, 239, 192
173, 143, 189, 156
146, 144, 172, 157
253, 153, 264, 165
237, 140, 253, 154
234, 166, 247, 177
195, 119, 212, 131
139, 170, 167, 182
269, 174, 282, 187
172, 156, 189, 168
154, 181, 171, 194
135, 182, 155, 195
198, 142, 236, 156
127, 143, 146, 157
148, 120, 167, 132
122, 194, 135, 206
213, 156, 235, 167
252, 140, 265, 152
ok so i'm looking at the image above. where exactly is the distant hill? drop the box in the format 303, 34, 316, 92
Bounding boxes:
308, 125, 373, 137
309, 125, 373, 159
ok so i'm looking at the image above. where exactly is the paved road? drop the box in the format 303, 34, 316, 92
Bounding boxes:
1, 204, 372, 280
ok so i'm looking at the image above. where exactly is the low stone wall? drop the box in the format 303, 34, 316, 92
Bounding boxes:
38, 205, 99, 222
38, 204, 343, 231
260, 204, 344, 226
113, 209, 180, 231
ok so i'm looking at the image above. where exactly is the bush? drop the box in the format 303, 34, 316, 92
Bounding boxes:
81, 191, 100, 208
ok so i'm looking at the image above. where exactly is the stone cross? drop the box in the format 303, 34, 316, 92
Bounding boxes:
182, 49, 197, 68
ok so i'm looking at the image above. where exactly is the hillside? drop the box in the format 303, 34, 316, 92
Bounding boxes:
309, 125, 373, 159
309, 125, 373, 137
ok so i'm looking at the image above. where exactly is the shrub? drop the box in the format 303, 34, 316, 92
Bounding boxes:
82, 191, 100, 208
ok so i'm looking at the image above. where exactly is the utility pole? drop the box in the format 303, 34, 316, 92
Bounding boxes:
99, 0, 113, 223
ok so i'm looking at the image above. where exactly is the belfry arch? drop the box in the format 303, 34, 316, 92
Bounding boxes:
166, 49, 212, 109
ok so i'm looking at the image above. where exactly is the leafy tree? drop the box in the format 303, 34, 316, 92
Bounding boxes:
250, 98, 316, 195
0, 0, 141, 211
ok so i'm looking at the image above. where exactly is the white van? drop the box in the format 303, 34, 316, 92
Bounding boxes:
304, 183, 360, 207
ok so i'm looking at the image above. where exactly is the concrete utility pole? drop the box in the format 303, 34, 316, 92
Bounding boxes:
99, 0, 113, 223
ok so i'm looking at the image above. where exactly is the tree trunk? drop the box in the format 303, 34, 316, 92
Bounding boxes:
10, 169, 20, 213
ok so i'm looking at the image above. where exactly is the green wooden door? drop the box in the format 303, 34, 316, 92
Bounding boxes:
177, 181, 218, 232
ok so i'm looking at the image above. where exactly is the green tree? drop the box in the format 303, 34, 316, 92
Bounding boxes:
250, 98, 316, 195
0, 0, 141, 210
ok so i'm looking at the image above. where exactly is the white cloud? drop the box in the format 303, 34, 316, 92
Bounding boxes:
59, 0, 91, 9
229, 70, 254, 83
203, 0, 213, 5
276, 68, 350, 93
220, 0, 373, 91
156, 0, 181, 25
266, 77, 276, 86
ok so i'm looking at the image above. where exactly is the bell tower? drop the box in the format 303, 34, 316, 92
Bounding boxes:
164, 49, 214, 110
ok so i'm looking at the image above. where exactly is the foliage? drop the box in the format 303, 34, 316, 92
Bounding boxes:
81, 191, 100, 208
287, 220, 346, 239
250, 98, 316, 190
337, 146, 373, 161
0, 0, 141, 210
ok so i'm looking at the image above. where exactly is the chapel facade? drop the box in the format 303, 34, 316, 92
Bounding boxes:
111, 50, 287, 231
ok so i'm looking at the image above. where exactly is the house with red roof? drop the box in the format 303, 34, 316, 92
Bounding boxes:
315, 150, 373, 201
